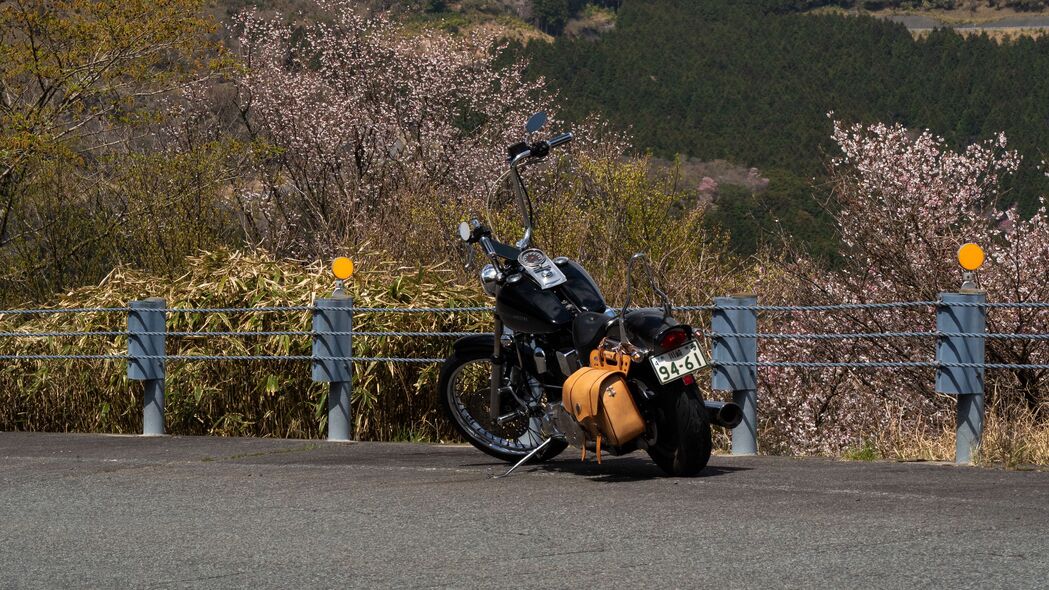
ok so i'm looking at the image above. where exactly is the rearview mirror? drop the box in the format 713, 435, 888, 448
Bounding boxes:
525, 112, 548, 135
458, 221, 472, 242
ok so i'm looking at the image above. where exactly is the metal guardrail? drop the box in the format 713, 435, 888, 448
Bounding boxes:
706, 293, 1049, 463
2, 291, 1048, 464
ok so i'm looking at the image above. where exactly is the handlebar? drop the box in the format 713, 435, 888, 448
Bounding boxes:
546, 132, 573, 149
462, 218, 521, 265
463, 129, 575, 255
507, 132, 575, 167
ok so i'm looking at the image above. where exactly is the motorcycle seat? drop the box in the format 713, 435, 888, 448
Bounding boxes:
574, 308, 680, 362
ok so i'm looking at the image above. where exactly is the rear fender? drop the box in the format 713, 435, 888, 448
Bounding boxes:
617, 307, 691, 353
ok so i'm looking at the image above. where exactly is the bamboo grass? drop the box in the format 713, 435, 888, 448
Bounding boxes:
0, 249, 490, 441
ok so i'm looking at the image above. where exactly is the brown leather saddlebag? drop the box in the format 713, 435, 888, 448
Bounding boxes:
562, 346, 645, 450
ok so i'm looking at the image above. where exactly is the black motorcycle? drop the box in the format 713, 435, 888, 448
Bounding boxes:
438, 113, 742, 477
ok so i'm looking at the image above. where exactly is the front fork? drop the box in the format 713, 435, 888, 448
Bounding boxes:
489, 315, 504, 420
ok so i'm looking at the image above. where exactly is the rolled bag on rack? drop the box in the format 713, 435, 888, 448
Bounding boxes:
562, 346, 645, 452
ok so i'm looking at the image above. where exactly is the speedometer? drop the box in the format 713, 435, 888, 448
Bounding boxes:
518, 249, 548, 268
516, 248, 566, 290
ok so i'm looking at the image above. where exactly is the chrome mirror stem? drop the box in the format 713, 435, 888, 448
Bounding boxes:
509, 154, 533, 249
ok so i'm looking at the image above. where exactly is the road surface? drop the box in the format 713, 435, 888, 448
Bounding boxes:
1, 432, 1047, 588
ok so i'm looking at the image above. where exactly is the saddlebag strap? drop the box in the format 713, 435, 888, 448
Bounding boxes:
590, 339, 631, 373
576, 416, 602, 463
578, 428, 602, 464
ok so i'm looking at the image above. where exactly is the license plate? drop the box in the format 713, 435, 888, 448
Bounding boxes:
650, 340, 709, 384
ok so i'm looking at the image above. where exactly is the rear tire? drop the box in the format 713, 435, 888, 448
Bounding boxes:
438, 347, 567, 464
647, 385, 713, 477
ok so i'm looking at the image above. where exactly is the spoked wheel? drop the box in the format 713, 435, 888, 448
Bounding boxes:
439, 347, 567, 463
646, 383, 713, 477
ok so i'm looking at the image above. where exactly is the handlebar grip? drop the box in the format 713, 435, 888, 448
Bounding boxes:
478, 235, 498, 260
547, 132, 573, 149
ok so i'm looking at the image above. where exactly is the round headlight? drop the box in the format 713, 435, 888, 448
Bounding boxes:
479, 264, 499, 297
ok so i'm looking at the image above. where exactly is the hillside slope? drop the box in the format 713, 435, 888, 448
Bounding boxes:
209, 0, 1049, 258
522, 0, 1049, 255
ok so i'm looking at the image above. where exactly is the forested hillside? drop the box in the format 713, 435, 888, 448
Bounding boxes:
523, 0, 1049, 256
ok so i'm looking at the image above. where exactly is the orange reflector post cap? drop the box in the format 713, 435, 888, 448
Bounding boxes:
332, 257, 354, 280
957, 243, 985, 271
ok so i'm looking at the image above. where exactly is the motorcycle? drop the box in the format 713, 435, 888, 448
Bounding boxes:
438, 113, 743, 477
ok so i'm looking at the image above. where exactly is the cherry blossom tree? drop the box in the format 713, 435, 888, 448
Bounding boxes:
232, 1, 557, 257
758, 120, 1049, 454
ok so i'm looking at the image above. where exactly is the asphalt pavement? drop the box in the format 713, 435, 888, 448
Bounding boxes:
1, 432, 1047, 589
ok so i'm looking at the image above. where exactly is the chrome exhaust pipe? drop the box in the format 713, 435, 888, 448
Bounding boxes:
704, 401, 743, 429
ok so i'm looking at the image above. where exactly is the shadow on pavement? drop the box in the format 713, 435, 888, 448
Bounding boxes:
481, 455, 752, 482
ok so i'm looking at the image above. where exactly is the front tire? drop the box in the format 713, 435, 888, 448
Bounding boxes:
438, 347, 566, 463
647, 384, 713, 477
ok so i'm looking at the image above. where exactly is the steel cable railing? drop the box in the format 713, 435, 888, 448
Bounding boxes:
1, 299, 1049, 366
2, 296, 1048, 459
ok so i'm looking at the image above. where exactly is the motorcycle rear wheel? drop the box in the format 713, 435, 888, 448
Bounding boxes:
439, 348, 567, 464
646, 384, 713, 477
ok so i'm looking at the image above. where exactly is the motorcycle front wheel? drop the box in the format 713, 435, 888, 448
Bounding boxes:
438, 347, 567, 463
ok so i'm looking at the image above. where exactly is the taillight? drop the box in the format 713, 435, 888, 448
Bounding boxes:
658, 327, 689, 351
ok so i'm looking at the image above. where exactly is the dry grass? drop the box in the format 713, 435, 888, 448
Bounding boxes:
3, 247, 1045, 469
974, 405, 1049, 469
880, 6, 1049, 26
867, 400, 1049, 468
811, 5, 1049, 25
808, 4, 1049, 42
0, 249, 490, 441
0, 155, 751, 442
911, 27, 1048, 42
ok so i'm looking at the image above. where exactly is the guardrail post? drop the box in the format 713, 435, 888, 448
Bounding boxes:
128, 298, 166, 436
712, 295, 758, 455
313, 295, 353, 441
937, 291, 987, 465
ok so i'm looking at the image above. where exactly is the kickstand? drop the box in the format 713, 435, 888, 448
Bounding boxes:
490, 437, 553, 479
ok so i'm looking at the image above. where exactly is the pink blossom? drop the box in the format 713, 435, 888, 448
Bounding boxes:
758, 120, 1048, 455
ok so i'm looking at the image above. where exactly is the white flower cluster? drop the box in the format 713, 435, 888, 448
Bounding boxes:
756, 120, 1049, 455
231, 1, 566, 256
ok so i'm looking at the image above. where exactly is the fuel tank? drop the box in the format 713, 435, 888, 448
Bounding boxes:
496, 258, 607, 334
556, 259, 606, 313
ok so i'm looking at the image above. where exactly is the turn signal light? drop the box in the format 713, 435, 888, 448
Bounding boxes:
658, 328, 689, 351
